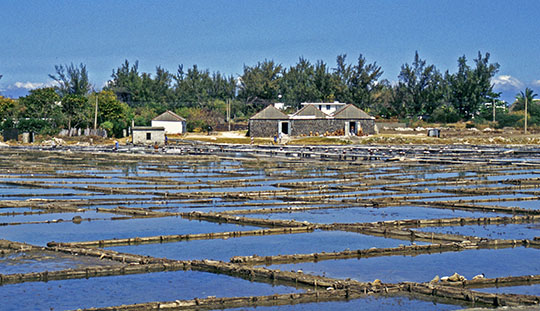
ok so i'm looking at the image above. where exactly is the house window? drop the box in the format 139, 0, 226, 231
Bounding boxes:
146, 133, 152, 140
319, 105, 322, 110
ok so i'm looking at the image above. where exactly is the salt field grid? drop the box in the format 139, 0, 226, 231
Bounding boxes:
0, 146, 539, 310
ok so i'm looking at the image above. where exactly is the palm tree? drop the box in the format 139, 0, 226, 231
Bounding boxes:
515, 88, 538, 133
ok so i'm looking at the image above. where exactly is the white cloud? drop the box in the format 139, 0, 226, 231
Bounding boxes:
8, 81, 58, 90
491, 75, 524, 90
12, 81, 45, 89
531, 80, 540, 87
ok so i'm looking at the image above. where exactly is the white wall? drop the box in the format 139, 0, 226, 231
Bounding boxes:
151, 121, 184, 134
132, 129, 165, 145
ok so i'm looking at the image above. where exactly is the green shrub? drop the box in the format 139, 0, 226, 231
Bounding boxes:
101, 121, 114, 134
496, 112, 522, 129
431, 104, 460, 123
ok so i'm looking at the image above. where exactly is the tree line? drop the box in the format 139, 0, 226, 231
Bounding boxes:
0, 51, 538, 137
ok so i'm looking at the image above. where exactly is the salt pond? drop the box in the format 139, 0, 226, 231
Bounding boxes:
266, 247, 540, 284
415, 222, 540, 240
0, 270, 301, 310
0, 148, 538, 309
0, 216, 260, 246
0, 250, 122, 274
107, 229, 424, 262
246, 206, 502, 224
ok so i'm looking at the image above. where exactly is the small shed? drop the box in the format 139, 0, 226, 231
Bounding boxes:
132, 126, 165, 145
151, 110, 186, 134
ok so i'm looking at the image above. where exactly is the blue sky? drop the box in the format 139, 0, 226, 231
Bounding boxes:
1, 0, 539, 102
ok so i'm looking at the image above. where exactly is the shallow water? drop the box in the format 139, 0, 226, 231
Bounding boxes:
0, 210, 112, 223
247, 206, 502, 224
482, 200, 540, 210
1, 149, 539, 310
266, 247, 540, 285
0, 270, 302, 310
415, 223, 540, 240
0, 250, 122, 274
108, 230, 424, 262
0, 216, 260, 246
478, 283, 540, 296
418, 193, 530, 202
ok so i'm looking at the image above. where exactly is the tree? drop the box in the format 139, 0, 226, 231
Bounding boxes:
174, 64, 214, 105
209, 72, 236, 101
279, 57, 318, 109
447, 52, 499, 119
106, 60, 142, 106
513, 88, 538, 131
394, 51, 443, 117
348, 54, 383, 110
91, 90, 132, 137
332, 54, 353, 103
0, 96, 16, 120
313, 60, 335, 102
62, 94, 88, 130
18, 88, 62, 134
513, 88, 537, 111
371, 80, 396, 117
49, 63, 91, 97
18, 88, 61, 119
238, 60, 283, 112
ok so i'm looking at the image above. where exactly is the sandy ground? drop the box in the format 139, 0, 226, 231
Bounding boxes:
2, 127, 539, 147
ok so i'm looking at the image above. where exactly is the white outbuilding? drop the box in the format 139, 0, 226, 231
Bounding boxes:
132, 126, 165, 145
151, 110, 186, 134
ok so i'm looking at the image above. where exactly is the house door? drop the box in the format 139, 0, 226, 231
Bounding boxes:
279, 121, 289, 135
349, 122, 356, 135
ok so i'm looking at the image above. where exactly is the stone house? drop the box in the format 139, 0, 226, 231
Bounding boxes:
248, 105, 289, 137
132, 126, 165, 145
151, 110, 186, 134
249, 103, 376, 137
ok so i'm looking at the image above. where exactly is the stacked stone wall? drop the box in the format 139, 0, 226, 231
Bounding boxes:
250, 118, 375, 137
249, 120, 282, 137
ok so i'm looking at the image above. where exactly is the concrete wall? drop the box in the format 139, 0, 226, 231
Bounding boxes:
151, 120, 185, 134
132, 129, 165, 145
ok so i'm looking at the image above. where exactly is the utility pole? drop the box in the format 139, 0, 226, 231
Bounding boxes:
492, 99, 496, 123
524, 96, 528, 134
227, 99, 231, 131
94, 95, 98, 130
